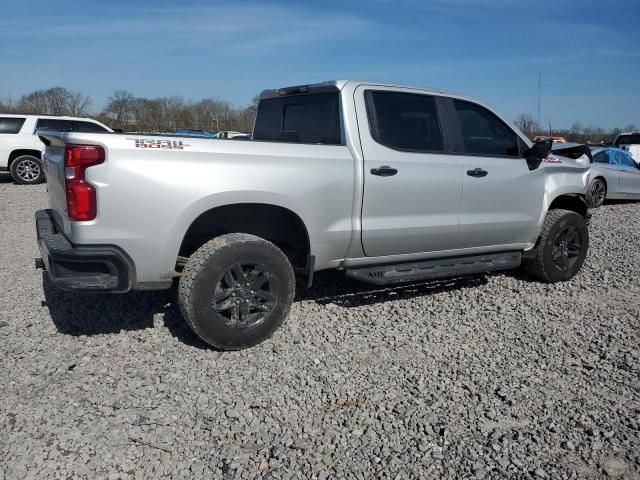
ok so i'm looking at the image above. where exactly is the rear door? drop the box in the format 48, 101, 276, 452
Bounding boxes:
446, 98, 545, 248
356, 86, 463, 257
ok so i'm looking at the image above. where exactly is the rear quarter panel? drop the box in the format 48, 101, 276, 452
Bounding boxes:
59, 134, 355, 285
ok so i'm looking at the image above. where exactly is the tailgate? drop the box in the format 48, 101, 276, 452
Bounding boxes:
39, 132, 72, 236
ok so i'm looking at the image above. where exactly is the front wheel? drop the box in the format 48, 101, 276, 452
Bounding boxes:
10, 155, 45, 185
178, 233, 295, 350
523, 209, 589, 283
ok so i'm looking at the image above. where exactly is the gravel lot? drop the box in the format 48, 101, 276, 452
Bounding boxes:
1, 173, 639, 480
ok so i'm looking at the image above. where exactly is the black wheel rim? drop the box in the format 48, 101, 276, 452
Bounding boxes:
590, 181, 606, 206
551, 226, 583, 271
210, 263, 276, 329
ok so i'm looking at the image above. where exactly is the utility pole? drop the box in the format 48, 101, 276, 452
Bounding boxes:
537, 73, 541, 128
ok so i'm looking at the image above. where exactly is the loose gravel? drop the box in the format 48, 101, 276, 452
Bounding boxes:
1, 173, 639, 480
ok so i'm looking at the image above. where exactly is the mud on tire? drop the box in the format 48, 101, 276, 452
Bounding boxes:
178, 233, 296, 350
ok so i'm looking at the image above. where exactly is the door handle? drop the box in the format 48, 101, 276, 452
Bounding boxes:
371, 166, 398, 177
467, 168, 488, 178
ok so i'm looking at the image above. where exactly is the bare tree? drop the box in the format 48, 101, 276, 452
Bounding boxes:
105, 90, 135, 127
16, 87, 91, 116
513, 113, 539, 139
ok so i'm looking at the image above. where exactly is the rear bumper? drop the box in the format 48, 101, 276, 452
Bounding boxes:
35, 209, 134, 292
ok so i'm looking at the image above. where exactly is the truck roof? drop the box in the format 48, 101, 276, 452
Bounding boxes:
259, 80, 482, 104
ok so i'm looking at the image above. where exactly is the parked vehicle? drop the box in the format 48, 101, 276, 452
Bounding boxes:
586, 147, 640, 206
35, 80, 592, 350
215, 131, 250, 139
534, 135, 567, 143
613, 132, 640, 165
175, 129, 216, 139
0, 114, 112, 185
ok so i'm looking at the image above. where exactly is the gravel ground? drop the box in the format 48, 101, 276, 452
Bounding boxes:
1, 173, 639, 480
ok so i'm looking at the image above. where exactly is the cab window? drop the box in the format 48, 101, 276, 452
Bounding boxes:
453, 100, 520, 157
365, 91, 444, 152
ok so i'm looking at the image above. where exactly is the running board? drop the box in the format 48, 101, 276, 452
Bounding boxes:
345, 252, 521, 286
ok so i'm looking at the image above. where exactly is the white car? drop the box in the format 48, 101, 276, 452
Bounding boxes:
613, 132, 640, 165
0, 114, 112, 184
586, 147, 640, 206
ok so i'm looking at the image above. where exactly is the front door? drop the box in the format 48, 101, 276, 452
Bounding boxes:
449, 99, 545, 248
356, 87, 463, 257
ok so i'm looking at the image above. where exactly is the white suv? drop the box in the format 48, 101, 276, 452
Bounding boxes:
0, 114, 113, 185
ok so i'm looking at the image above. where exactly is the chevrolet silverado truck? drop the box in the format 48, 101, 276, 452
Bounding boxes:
36, 80, 592, 350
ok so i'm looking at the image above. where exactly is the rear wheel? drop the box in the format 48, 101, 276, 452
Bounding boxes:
178, 233, 295, 350
10, 155, 45, 185
523, 209, 589, 283
587, 178, 606, 207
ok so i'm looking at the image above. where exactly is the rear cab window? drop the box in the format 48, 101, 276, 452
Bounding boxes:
253, 92, 342, 144
0, 117, 26, 134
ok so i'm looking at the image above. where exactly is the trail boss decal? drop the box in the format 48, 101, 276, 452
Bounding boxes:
128, 138, 190, 150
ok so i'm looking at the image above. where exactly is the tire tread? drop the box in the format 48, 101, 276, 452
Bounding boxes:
523, 208, 584, 283
178, 233, 294, 350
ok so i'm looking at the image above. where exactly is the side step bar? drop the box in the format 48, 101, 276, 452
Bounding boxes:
345, 252, 521, 286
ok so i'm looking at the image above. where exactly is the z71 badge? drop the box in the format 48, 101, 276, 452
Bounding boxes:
129, 138, 190, 150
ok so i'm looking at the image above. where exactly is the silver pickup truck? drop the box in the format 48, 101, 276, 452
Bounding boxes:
36, 80, 592, 350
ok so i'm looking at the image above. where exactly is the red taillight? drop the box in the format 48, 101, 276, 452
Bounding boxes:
64, 145, 105, 221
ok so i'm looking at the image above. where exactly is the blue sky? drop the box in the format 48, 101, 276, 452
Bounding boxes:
1, 0, 638, 129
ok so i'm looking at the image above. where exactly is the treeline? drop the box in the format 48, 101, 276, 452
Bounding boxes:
0, 87, 258, 133
514, 113, 636, 144
1, 87, 636, 139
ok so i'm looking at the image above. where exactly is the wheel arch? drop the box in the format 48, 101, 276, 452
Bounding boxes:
547, 194, 588, 219
592, 175, 607, 190
177, 202, 311, 272
9, 149, 42, 167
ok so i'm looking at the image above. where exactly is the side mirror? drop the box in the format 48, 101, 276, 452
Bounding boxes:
523, 138, 552, 170
526, 138, 552, 159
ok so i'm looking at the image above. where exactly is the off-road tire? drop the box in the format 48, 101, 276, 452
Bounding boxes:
178, 233, 295, 350
523, 209, 589, 283
10, 155, 45, 185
